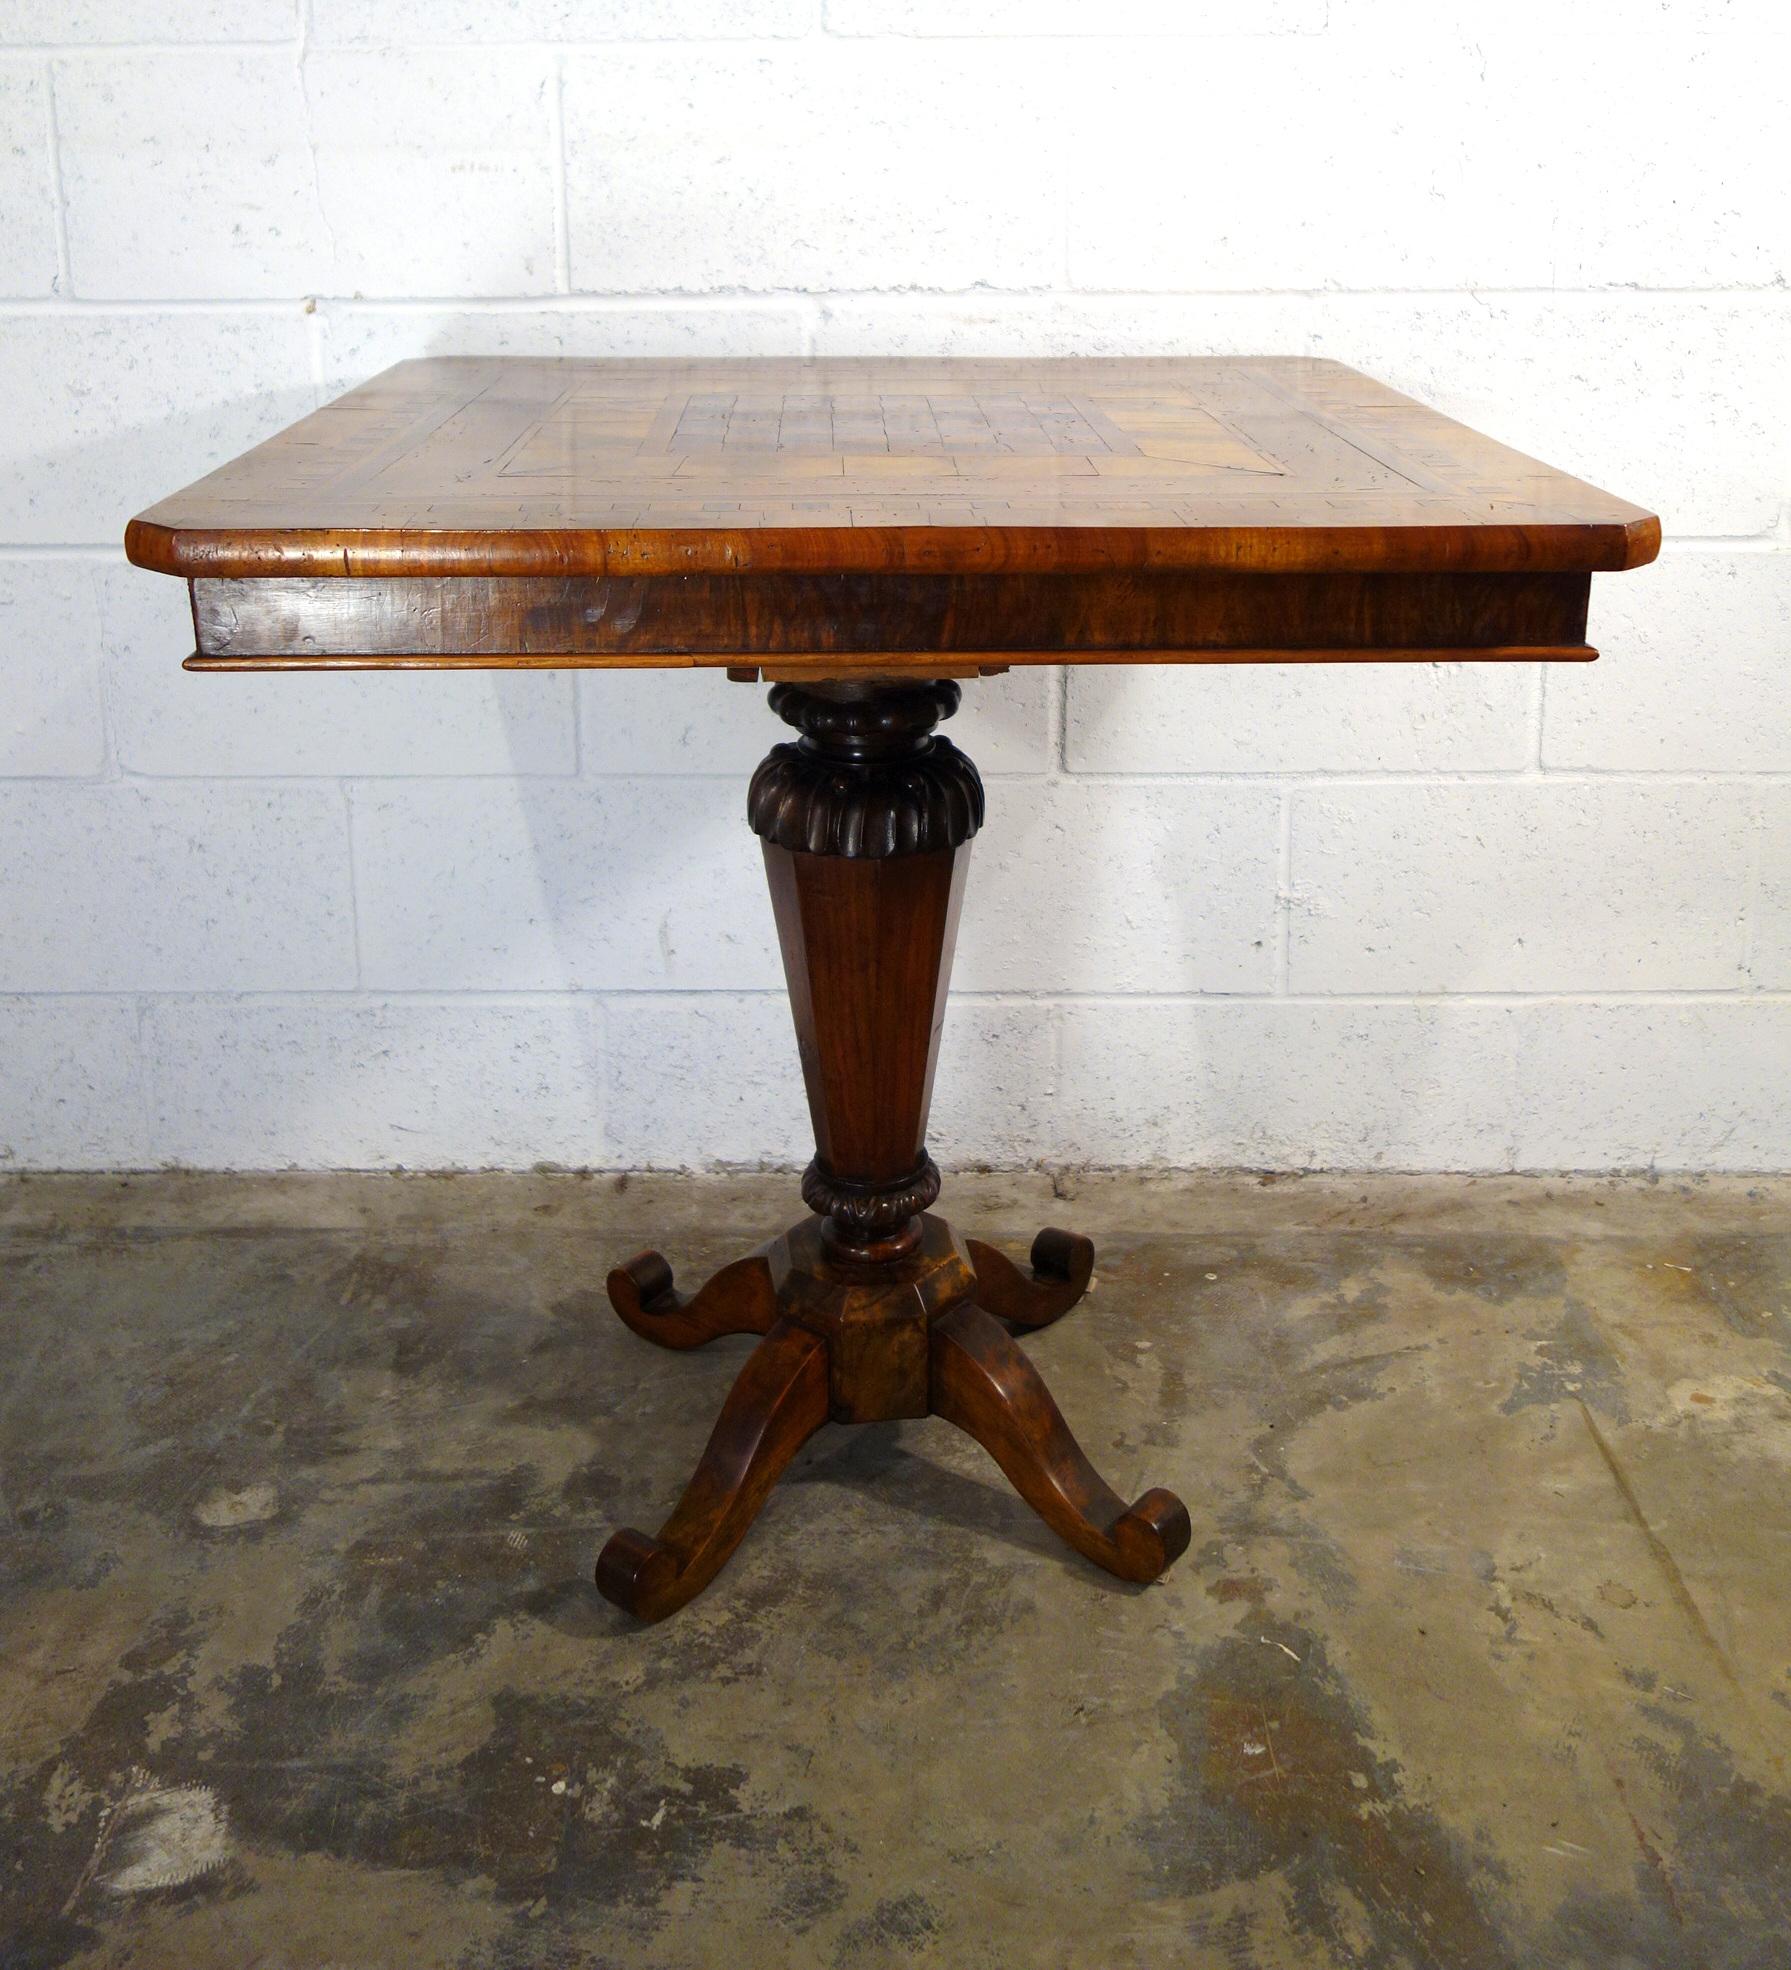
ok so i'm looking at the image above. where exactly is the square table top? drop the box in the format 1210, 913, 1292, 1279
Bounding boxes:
126, 356, 1658, 582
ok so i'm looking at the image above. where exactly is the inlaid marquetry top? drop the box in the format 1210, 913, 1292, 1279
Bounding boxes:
126, 357, 1658, 580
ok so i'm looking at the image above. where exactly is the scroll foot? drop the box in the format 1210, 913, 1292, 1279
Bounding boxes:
596, 1318, 829, 1621
965, 1227, 1095, 1332
929, 1302, 1189, 1584
606, 1248, 777, 1351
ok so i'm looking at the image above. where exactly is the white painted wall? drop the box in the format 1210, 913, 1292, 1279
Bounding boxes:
1, 0, 1786, 1173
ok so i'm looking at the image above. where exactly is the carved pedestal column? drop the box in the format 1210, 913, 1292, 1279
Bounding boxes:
753, 680, 977, 1259
596, 680, 1189, 1621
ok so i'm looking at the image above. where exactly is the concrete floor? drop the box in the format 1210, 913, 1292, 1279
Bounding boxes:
1, 1170, 1787, 1970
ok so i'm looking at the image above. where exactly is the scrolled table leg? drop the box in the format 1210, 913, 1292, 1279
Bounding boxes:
606, 1248, 778, 1351
929, 1302, 1189, 1584
596, 1317, 830, 1622
965, 1227, 1096, 1333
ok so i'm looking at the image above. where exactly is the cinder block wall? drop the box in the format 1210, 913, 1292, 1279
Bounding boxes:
2, 1, 1786, 1172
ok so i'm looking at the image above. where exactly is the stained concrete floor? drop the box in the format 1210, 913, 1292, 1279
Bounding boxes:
1, 1170, 1788, 1970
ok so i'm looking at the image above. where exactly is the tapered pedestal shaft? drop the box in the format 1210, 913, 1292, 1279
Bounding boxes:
751, 680, 980, 1267
595, 678, 1188, 1620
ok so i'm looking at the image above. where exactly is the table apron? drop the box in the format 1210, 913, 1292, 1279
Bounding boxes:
185, 570, 1594, 669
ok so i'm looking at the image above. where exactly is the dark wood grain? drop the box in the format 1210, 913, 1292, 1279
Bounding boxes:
595, 1316, 829, 1622
181, 567, 1596, 669
606, 1248, 777, 1351
764, 839, 968, 1248
127, 356, 1659, 589
930, 1301, 1191, 1583
771, 1213, 978, 1426
755, 682, 976, 1253
965, 1229, 1098, 1333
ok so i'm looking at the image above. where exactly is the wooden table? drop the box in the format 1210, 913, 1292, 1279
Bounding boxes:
127, 357, 1658, 1621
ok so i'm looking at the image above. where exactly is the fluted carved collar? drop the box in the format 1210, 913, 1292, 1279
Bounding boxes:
748, 681, 984, 859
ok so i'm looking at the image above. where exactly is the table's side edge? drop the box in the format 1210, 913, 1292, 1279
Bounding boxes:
123, 518, 190, 576
1618, 513, 1663, 569
122, 518, 1662, 580
182, 646, 1600, 673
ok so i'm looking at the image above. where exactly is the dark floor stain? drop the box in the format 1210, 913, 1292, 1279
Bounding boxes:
519, 1285, 666, 1430
331, 1464, 587, 1682
0, 1491, 118, 1599
832, 1891, 940, 1964
1209, 1575, 1270, 1606
1629, 1706, 1791, 1948
1500, 1298, 1630, 1428
1510, 1585, 1604, 1641
1137, 1619, 1516, 1970
1678, 1233, 1791, 1351
1538, 1707, 1791, 1970
1406, 1235, 1569, 1310
769, 1862, 850, 1934
455, 1691, 791, 1910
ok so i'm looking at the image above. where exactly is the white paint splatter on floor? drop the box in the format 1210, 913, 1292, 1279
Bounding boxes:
194, 1482, 278, 1529
103, 1777, 231, 1896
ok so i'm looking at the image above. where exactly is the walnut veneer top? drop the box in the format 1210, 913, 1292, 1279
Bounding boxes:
126, 357, 1658, 582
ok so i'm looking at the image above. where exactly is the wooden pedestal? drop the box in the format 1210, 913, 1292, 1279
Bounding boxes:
596, 681, 1189, 1621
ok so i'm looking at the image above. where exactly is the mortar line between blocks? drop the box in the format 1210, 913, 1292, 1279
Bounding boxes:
10, 286, 1791, 313
12, 763, 1791, 788
1274, 788, 1293, 994
341, 783, 364, 989
303, 302, 324, 403
41, 57, 72, 300
89, 558, 122, 786
548, 53, 571, 295
0, 546, 122, 558
1021, 768, 1791, 787
42, 989, 1781, 1010
1739, 788, 1767, 991
131, 991, 153, 1161
10, 1158, 1781, 1179
3, 30, 1353, 53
